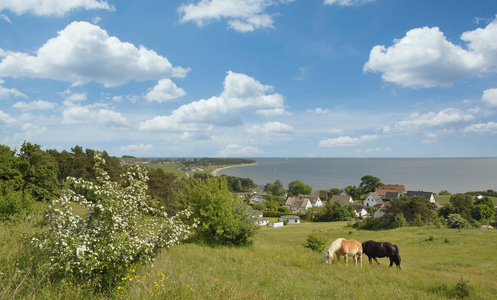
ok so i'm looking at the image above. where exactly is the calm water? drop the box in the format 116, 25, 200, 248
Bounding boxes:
217, 158, 497, 194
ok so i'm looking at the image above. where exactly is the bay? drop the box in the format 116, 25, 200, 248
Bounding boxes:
216, 157, 497, 194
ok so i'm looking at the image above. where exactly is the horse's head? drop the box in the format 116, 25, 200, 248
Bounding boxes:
324, 250, 333, 264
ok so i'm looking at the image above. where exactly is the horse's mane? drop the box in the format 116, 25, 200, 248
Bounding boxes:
327, 238, 345, 253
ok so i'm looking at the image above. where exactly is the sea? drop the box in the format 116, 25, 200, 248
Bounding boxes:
216, 157, 497, 194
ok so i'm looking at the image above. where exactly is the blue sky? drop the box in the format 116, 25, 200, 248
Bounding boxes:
1, 0, 497, 158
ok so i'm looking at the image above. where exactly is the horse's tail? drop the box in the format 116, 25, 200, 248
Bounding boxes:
394, 244, 399, 254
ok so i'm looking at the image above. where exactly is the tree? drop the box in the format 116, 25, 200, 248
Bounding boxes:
474, 196, 494, 210
264, 180, 286, 196
384, 195, 436, 223
449, 193, 473, 220
16, 142, 59, 201
0, 144, 22, 190
183, 177, 258, 246
287, 180, 312, 197
471, 204, 494, 221
344, 185, 360, 199
359, 175, 382, 194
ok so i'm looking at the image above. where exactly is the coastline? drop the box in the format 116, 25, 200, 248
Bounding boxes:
212, 162, 258, 176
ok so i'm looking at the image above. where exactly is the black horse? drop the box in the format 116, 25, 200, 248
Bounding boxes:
361, 240, 401, 269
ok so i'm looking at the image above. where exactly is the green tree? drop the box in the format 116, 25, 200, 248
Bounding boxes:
385, 195, 436, 223
264, 180, 286, 196
344, 185, 360, 199
287, 180, 312, 197
474, 196, 494, 210
183, 177, 258, 246
359, 175, 382, 194
449, 193, 473, 220
0, 144, 22, 189
471, 204, 494, 221
16, 142, 59, 201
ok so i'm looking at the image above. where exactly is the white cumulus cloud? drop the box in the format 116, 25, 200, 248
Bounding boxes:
324, 0, 375, 6
119, 144, 155, 152
139, 71, 289, 132
319, 134, 378, 147
364, 16, 497, 87
482, 88, 497, 108
0, 0, 114, 17
145, 78, 186, 103
13, 100, 56, 110
464, 122, 497, 135
380, 108, 475, 133
217, 143, 263, 157
178, 0, 293, 32
0, 21, 189, 87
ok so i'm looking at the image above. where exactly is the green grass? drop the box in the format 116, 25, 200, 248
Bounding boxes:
2, 217, 497, 299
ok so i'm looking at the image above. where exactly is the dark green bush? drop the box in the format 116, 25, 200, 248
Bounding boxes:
303, 232, 326, 252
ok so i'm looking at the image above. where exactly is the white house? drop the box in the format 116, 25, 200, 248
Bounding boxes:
257, 217, 269, 226
352, 203, 368, 218
284, 195, 322, 212
281, 215, 301, 225
364, 192, 384, 207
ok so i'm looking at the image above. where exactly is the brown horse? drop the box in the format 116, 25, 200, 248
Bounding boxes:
324, 238, 363, 266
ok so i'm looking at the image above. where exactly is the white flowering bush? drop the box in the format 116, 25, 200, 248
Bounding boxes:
29, 153, 197, 283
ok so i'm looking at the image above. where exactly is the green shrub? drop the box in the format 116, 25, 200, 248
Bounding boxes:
411, 214, 425, 227
446, 214, 468, 228
28, 153, 196, 288
303, 232, 326, 252
0, 184, 34, 221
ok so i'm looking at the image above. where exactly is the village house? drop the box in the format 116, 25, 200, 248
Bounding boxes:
284, 195, 322, 212
352, 203, 368, 218
376, 184, 405, 198
384, 191, 402, 200
373, 203, 388, 219
247, 207, 268, 226
329, 195, 353, 207
364, 192, 384, 207
281, 215, 301, 225
406, 191, 436, 203
312, 189, 328, 201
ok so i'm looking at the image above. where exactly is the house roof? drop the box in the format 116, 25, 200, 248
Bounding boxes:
330, 195, 353, 207
376, 184, 405, 197
285, 196, 311, 209
384, 191, 401, 200
367, 192, 383, 202
406, 191, 433, 200
312, 189, 328, 200
352, 203, 366, 213
281, 215, 300, 220
286, 195, 320, 208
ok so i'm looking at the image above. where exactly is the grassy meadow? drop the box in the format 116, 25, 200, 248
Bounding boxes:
2, 218, 496, 299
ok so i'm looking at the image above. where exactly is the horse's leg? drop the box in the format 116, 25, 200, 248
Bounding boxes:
367, 255, 373, 264
359, 253, 363, 267
353, 254, 357, 266
373, 257, 380, 265
389, 257, 394, 268
344, 254, 348, 266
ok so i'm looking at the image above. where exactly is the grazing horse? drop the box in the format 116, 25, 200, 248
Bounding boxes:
361, 240, 401, 269
324, 238, 362, 266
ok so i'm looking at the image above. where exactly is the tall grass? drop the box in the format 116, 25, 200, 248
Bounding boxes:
2, 218, 496, 299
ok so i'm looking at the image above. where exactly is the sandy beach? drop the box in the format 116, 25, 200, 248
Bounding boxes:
211, 162, 258, 176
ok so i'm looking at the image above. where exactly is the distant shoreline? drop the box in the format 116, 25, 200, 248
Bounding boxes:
212, 162, 258, 176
